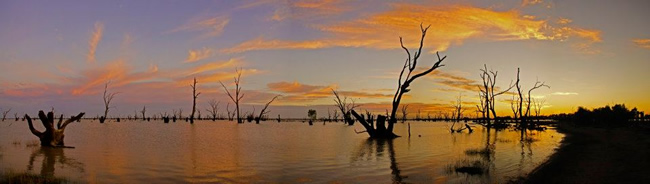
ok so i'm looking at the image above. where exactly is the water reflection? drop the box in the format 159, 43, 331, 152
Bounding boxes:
27, 147, 84, 177
354, 138, 406, 183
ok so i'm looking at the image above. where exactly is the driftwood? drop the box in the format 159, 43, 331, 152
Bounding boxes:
25, 110, 85, 147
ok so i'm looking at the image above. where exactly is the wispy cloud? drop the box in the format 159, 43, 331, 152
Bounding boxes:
633, 39, 650, 49
552, 92, 578, 96
185, 47, 213, 63
521, 0, 544, 7
223, 4, 601, 54
87, 22, 104, 63
266, 81, 393, 104
271, 0, 347, 21
168, 16, 230, 38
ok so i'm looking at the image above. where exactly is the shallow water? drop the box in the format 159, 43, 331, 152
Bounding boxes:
0, 120, 563, 183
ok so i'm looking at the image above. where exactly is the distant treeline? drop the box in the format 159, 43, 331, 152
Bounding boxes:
550, 104, 647, 126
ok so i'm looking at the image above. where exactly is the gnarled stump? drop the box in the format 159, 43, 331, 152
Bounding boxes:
25, 110, 85, 147
351, 110, 398, 139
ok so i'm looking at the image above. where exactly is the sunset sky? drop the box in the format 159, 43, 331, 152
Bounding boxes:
1, 0, 649, 118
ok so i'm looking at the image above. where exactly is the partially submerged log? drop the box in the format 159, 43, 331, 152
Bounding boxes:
25, 110, 85, 147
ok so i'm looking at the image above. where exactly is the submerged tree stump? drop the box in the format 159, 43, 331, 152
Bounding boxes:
25, 110, 85, 147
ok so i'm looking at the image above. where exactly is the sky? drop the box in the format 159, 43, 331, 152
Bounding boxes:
1, 0, 649, 118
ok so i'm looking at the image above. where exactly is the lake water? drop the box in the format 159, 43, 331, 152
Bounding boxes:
0, 119, 563, 183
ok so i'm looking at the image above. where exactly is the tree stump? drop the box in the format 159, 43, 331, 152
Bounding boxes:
25, 110, 85, 147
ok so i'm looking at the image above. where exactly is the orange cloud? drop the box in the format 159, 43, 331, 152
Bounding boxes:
268, 81, 323, 93
185, 47, 213, 63
87, 22, 104, 63
634, 39, 650, 49
521, 0, 543, 7
71, 60, 160, 95
187, 58, 240, 75
169, 16, 229, 38
266, 81, 394, 104
223, 4, 601, 54
271, 0, 347, 21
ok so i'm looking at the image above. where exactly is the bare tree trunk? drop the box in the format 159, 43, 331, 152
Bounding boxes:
220, 69, 244, 123
256, 95, 279, 124
190, 77, 201, 124
25, 111, 84, 147
101, 81, 118, 123
351, 24, 447, 139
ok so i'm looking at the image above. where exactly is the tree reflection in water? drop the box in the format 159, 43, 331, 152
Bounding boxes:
27, 147, 84, 177
353, 138, 406, 183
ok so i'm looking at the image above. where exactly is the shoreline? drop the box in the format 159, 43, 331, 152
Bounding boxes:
518, 123, 650, 184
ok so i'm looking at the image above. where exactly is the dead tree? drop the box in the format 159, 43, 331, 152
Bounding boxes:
352, 24, 447, 138
25, 110, 85, 147
332, 89, 360, 125
524, 79, 549, 125
478, 65, 514, 127
100, 81, 118, 123
2, 108, 11, 121
400, 104, 409, 123
533, 98, 545, 119
454, 94, 466, 121
510, 93, 520, 120
515, 68, 549, 127
206, 99, 219, 121
219, 69, 244, 123
140, 106, 146, 120
256, 95, 279, 124
190, 77, 201, 124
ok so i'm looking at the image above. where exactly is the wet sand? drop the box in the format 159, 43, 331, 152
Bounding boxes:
520, 123, 650, 184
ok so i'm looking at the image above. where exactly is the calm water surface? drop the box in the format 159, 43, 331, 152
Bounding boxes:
0, 120, 563, 183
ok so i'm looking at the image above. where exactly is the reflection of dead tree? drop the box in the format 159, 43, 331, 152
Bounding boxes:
28, 147, 85, 177
220, 69, 244, 123
256, 95, 280, 124
2, 108, 11, 121
478, 65, 514, 126
100, 81, 118, 123
25, 110, 85, 147
353, 24, 447, 138
353, 139, 405, 183
190, 77, 201, 124
206, 99, 220, 121
400, 104, 409, 123
332, 89, 360, 125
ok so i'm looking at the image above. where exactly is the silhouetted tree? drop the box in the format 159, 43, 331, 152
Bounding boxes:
190, 77, 201, 124
140, 106, 146, 120
25, 110, 84, 147
332, 89, 360, 125
220, 69, 244, 123
100, 81, 118, 123
206, 99, 220, 121
256, 95, 279, 124
2, 108, 11, 121
515, 68, 549, 127
477, 65, 514, 126
400, 104, 409, 123
308, 109, 317, 125
352, 24, 447, 138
